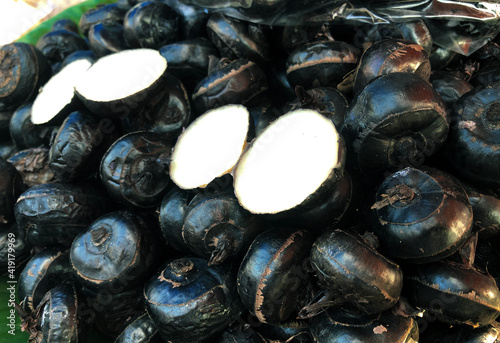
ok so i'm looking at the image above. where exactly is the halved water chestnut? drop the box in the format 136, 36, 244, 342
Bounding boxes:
144, 256, 243, 342
370, 167, 473, 263
237, 228, 314, 324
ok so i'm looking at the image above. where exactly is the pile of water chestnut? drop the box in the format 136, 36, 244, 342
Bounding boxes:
2, 0, 500, 342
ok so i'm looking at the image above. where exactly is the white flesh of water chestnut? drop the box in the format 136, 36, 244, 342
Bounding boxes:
234, 109, 341, 214
170, 104, 250, 189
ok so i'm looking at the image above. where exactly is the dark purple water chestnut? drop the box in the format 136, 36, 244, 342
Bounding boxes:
49, 110, 118, 183
60, 50, 96, 69
100, 131, 173, 208
88, 23, 129, 58
370, 167, 473, 263
430, 70, 474, 106
285, 39, 360, 89
174, 189, 264, 265
51, 19, 79, 34
429, 45, 460, 71
121, 74, 191, 137
144, 256, 243, 342
419, 321, 500, 343
0, 141, 18, 159
115, 312, 162, 343
123, 1, 179, 49
216, 324, 268, 343
283, 85, 348, 130
30, 58, 92, 126
159, 38, 219, 93
171, 1, 210, 40
36, 30, 89, 65
462, 183, 500, 239
0, 157, 25, 225
254, 319, 312, 342
233, 109, 345, 217
353, 39, 430, 96
192, 58, 269, 116
8, 147, 54, 187
405, 259, 500, 328
309, 307, 419, 343
471, 63, 500, 87
0, 42, 51, 112
74, 48, 168, 119
342, 72, 448, 177
169, 105, 251, 190
0, 110, 12, 140
19, 282, 90, 343
70, 210, 161, 292
79, 3, 128, 37
18, 247, 75, 312
237, 228, 314, 324
0, 223, 30, 276
308, 229, 403, 315
474, 237, 500, 280
9, 102, 58, 149
207, 12, 270, 66
280, 25, 325, 56
444, 83, 500, 192
14, 182, 111, 247
249, 106, 280, 137
80, 285, 145, 338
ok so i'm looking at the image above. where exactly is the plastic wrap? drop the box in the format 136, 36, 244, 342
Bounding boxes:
174, 0, 500, 56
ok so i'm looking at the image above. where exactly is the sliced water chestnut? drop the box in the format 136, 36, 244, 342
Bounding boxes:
310, 229, 403, 315
0, 157, 25, 225
8, 147, 54, 187
18, 247, 74, 312
353, 39, 430, 96
70, 210, 161, 292
75, 48, 167, 118
120, 74, 191, 137
310, 308, 419, 343
19, 282, 89, 343
371, 167, 473, 263
286, 40, 360, 89
123, 1, 179, 49
81, 285, 145, 338
100, 131, 173, 208
343, 72, 448, 177
9, 102, 58, 149
115, 312, 162, 343
179, 189, 264, 265
88, 23, 129, 58
0, 42, 51, 112
444, 84, 500, 191
36, 30, 89, 65
254, 319, 312, 343
0, 223, 30, 276
49, 110, 117, 183
237, 228, 314, 324
144, 256, 243, 342
31, 58, 92, 125
159, 38, 219, 92
79, 3, 128, 37
207, 12, 270, 65
192, 58, 269, 116
14, 182, 111, 247
430, 70, 473, 106
234, 109, 345, 216
170, 104, 250, 190
283, 86, 348, 130
405, 260, 500, 327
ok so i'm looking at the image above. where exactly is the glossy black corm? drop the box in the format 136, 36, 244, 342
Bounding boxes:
0, 157, 25, 225
8, 147, 54, 187
115, 312, 162, 343
79, 3, 128, 36
88, 23, 129, 58
9, 102, 58, 149
36, 30, 89, 65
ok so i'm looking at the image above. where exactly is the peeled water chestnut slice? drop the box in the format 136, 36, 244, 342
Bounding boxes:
31, 58, 92, 126
75, 48, 168, 118
0, 42, 52, 112
405, 260, 500, 328
343, 72, 448, 177
309, 229, 403, 315
352, 39, 431, 96
144, 257, 243, 343
237, 228, 314, 324
169, 104, 251, 190
234, 108, 345, 216
371, 167, 473, 263
100, 131, 173, 208
310, 308, 419, 343
444, 83, 500, 191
